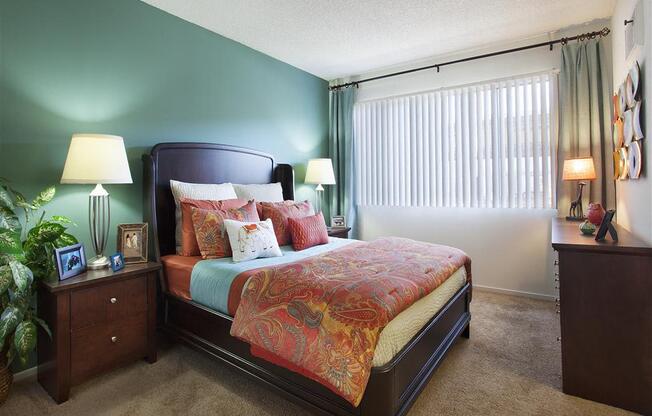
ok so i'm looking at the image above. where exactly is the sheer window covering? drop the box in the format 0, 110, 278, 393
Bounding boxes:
353, 72, 559, 209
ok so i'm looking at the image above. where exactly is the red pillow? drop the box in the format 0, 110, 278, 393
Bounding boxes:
180, 197, 247, 256
260, 201, 314, 246
288, 212, 329, 251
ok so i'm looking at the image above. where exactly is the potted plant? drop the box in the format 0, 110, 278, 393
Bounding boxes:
0, 181, 77, 404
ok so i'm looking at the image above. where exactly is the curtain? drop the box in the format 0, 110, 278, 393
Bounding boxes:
328, 86, 356, 235
558, 39, 614, 212
353, 72, 558, 209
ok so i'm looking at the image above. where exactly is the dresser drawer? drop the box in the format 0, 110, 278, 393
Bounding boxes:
70, 313, 148, 384
70, 277, 148, 330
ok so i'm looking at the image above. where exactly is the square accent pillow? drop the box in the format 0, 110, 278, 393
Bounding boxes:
223, 218, 282, 263
260, 201, 314, 246
179, 198, 247, 256
233, 183, 284, 203
170, 180, 237, 253
288, 212, 329, 251
191, 201, 259, 259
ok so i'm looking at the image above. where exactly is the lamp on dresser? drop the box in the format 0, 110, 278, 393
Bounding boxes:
562, 157, 596, 221
304, 158, 335, 214
60, 134, 132, 269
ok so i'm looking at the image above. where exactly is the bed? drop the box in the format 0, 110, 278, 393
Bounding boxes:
143, 142, 472, 416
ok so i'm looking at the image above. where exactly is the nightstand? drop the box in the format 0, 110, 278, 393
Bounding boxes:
37, 262, 161, 403
327, 226, 351, 239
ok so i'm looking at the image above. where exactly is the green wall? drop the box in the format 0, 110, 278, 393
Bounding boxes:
0, 0, 329, 258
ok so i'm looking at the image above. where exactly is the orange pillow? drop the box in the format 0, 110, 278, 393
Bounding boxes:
288, 212, 329, 251
179, 198, 247, 256
260, 201, 314, 246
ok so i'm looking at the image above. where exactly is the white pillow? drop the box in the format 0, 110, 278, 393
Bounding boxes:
223, 218, 282, 263
233, 183, 283, 203
170, 180, 238, 252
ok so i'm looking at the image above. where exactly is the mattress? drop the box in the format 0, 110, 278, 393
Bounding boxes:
161, 238, 466, 367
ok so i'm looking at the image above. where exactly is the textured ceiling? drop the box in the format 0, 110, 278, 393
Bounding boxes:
141, 0, 616, 80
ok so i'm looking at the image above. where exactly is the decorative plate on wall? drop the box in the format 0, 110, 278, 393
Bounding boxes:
628, 140, 642, 179
613, 150, 621, 180
633, 101, 644, 140
618, 83, 627, 114
619, 147, 629, 180
623, 109, 634, 146
613, 118, 624, 148
628, 62, 640, 104
612, 94, 621, 120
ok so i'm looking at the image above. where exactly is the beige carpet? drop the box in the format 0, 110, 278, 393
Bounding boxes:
3, 291, 635, 416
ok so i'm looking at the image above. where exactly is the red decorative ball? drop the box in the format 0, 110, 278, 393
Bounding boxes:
587, 203, 606, 226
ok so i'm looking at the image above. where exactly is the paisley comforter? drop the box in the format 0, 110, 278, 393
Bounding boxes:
230, 237, 471, 406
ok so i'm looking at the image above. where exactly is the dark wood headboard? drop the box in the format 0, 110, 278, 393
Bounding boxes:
142, 142, 294, 260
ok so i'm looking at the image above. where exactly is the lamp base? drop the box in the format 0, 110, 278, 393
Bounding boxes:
88, 255, 110, 270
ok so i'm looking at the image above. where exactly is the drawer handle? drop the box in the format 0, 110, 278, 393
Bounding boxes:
111, 336, 118, 343
556, 336, 561, 342
554, 260, 559, 266
110, 297, 117, 304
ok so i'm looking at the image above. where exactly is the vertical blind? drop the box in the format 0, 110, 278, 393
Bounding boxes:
353, 72, 558, 209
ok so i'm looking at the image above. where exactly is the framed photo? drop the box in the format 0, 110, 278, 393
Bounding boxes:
331, 215, 346, 227
110, 252, 125, 272
55, 243, 87, 281
595, 210, 618, 242
117, 223, 148, 264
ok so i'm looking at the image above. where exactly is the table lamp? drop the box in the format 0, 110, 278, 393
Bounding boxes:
304, 158, 335, 215
562, 157, 596, 221
61, 134, 132, 269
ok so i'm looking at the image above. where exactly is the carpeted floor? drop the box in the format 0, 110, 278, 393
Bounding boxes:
3, 291, 635, 416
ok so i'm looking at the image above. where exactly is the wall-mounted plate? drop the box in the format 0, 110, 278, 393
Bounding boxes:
619, 147, 629, 180
633, 100, 644, 140
613, 93, 622, 119
618, 84, 627, 115
614, 118, 624, 148
629, 61, 641, 102
628, 140, 642, 179
613, 150, 621, 180
623, 109, 634, 146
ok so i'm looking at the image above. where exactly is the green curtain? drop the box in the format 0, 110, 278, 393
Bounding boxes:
558, 39, 615, 213
328, 86, 356, 235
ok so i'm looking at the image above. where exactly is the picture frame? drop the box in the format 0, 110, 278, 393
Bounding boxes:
595, 210, 618, 242
331, 215, 346, 228
110, 252, 125, 272
54, 243, 87, 281
117, 223, 148, 264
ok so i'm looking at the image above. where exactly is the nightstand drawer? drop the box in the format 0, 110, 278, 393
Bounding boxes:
70, 313, 148, 384
71, 277, 147, 330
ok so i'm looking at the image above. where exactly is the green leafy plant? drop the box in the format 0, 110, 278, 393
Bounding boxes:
0, 180, 77, 367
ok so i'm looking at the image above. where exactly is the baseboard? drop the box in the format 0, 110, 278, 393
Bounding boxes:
12, 366, 37, 383
474, 284, 555, 301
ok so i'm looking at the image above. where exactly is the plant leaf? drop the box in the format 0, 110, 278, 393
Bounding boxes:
9, 260, 33, 292
0, 206, 20, 231
0, 228, 22, 255
32, 186, 56, 208
28, 222, 66, 243
33, 316, 52, 339
14, 320, 37, 364
0, 265, 12, 295
0, 305, 23, 346
51, 215, 74, 225
55, 232, 78, 248
0, 186, 14, 210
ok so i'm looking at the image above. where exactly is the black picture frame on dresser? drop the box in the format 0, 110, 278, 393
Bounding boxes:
142, 142, 472, 416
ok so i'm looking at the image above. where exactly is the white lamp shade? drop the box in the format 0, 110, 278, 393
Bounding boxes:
60, 134, 133, 184
562, 157, 596, 181
305, 158, 336, 185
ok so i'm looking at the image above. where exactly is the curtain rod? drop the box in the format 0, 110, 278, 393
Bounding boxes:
329, 27, 610, 91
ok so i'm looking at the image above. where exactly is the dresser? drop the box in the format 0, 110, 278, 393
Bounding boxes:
37, 262, 161, 403
551, 218, 652, 415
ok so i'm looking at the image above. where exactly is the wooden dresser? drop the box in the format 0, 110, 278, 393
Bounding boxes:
551, 218, 652, 415
37, 262, 161, 403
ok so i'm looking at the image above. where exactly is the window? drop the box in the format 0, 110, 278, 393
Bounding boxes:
353, 72, 558, 209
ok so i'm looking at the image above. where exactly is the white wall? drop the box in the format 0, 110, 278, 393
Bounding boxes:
339, 20, 612, 298
612, 0, 652, 243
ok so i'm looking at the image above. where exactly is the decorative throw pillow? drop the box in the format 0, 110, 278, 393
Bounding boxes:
288, 212, 329, 251
191, 201, 259, 259
260, 200, 314, 246
170, 180, 237, 253
179, 198, 247, 256
223, 219, 282, 263
233, 183, 284, 203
